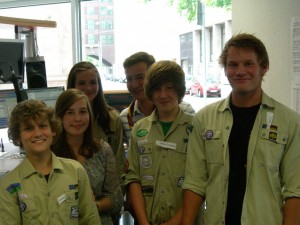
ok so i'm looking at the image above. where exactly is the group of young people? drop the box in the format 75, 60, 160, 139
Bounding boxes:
0, 33, 300, 225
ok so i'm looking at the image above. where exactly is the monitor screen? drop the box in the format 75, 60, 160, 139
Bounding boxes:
25, 86, 65, 107
0, 39, 25, 84
0, 89, 18, 128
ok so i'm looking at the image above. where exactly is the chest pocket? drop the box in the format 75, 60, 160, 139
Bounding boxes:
170, 143, 187, 173
203, 130, 223, 164
257, 129, 288, 167
21, 197, 40, 224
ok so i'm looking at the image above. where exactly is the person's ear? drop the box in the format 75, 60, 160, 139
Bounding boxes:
261, 65, 269, 76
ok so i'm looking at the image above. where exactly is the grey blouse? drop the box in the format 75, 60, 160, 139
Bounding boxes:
83, 139, 123, 225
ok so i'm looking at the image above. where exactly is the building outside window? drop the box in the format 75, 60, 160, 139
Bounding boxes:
0, 0, 231, 111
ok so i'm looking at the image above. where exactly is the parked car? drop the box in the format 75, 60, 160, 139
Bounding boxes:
206, 82, 221, 97
190, 81, 203, 97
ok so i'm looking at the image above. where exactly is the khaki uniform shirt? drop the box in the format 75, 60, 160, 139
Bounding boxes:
120, 100, 195, 145
93, 108, 124, 183
183, 92, 300, 225
0, 153, 101, 225
125, 109, 194, 225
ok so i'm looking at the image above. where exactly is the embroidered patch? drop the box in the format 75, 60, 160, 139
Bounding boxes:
269, 131, 277, 141
69, 184, 78, 190
177, 176, 185, 187
142, 175, 154, 181
137, 129, 148, 137
70, 206, 79, 219
205, 130, 214, 139
186, 124, 193, 135
7, 183, 21, 195
142, 185, 154, 194
19, 201, 26, 212
140, 155, 152, 168
270, 125, 278, 131
138, 146, 145, 154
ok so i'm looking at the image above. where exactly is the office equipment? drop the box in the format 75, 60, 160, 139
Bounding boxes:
0, 89, 18, 128
26, 56, 47, 88
0, 38, 25, 84
104, 90, 133, 113
25, 86, 64, 107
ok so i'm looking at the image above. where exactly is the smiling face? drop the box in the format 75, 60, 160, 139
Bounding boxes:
74, 69, 99, 102
152, 82, 179, 117
125, 62, 148, 101
62, 97, 90, 138
225, 47, 268, 98
19, 118, 54, 155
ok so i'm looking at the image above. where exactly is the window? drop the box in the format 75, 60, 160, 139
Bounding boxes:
0, 0, 232, 112
87, 20, 95, 30
209, 27, 213, 62
220, 24, 226, 50
0, 3, 72, 89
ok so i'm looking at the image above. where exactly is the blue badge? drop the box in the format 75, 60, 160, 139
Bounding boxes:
7, 183, 21, 195
69, 184, 78, 190
205, 130, 214, 139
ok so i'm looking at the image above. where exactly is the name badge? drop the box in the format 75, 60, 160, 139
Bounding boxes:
156, 141, 176, 150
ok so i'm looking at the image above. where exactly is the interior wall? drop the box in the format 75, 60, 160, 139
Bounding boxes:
232, 0, 300, 109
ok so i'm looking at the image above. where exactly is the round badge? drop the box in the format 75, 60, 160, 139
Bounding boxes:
140, 155, 152, 168
205, 130, 214, 139
19, 201, 27, 212
138, 146, 145, 154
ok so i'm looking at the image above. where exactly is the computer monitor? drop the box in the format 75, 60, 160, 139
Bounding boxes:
25, 86, 65, 107
0, 39, 25, 84
0, 89, 18, 128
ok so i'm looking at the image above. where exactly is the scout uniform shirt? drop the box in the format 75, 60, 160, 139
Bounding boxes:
183, 92, 300, 225
125, 108, 194, 225
0, 152, 101, 225
120, 99, 195, 145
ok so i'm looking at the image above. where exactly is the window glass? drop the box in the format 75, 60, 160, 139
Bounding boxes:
0, 3, 72, 89
0, 0, 232, 112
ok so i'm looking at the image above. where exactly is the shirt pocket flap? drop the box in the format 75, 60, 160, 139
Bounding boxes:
202, 129, 221, 140
260, 130, 288, 144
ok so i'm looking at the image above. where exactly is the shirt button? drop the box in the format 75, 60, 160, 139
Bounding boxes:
39, 174, 43, 178
161, 206, 165, 210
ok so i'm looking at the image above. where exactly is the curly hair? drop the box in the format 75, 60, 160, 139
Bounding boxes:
8, 99, 60, 147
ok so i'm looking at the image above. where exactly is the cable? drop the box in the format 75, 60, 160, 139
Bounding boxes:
0, 61, 27, 103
